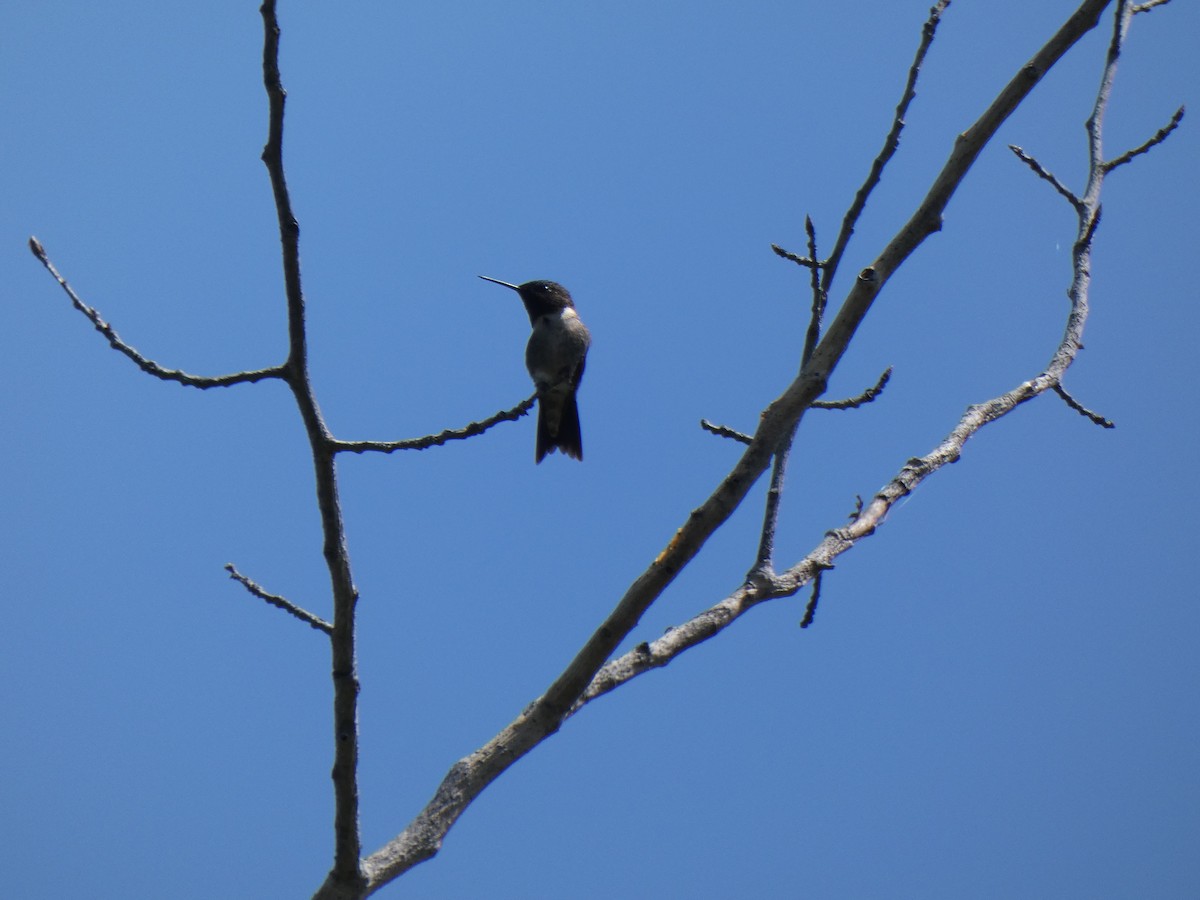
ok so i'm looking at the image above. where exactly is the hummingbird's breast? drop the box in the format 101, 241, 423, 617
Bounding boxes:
525, 309, 590, 392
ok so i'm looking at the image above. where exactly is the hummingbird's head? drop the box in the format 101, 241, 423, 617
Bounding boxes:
479, 276, 574, 324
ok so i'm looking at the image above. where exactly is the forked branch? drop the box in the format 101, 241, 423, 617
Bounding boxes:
28, 237, 284, 388
355, 1, 1125, 894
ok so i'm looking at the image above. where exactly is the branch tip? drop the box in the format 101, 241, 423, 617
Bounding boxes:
811, 367, 892, 410
1009, 144, 1081, 206
771, 243, 818, 269
29, 240, 284, 388
699, 419, 753, 445
1104, 105, 1185, 171
1052, 383, 1115, 428
225, 563, 333, 634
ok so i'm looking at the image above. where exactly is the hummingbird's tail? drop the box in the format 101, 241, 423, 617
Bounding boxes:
536, 392, 583, 463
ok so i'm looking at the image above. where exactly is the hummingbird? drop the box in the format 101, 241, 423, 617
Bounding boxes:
479, 276, 591, 463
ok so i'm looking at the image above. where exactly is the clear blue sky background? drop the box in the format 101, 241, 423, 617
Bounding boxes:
3, 2, 1197, 898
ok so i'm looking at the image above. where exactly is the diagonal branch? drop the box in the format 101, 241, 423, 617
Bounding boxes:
357, 1, 1117, 893
1008, 145, 1082, 208
577, 0, 1170, 722
570, 350, 1084, 707
1053, 383, 1115, 428
333, 397, 536, 455
28, 237, 284, 388
1104, 105, 1185, 171
770, 243, 818, 268
699, 419, 753, 444
225, 563, 333, 634
821, 0, 952, 292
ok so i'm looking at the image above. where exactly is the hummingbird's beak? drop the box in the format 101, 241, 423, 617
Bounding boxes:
478, 275, 520, 291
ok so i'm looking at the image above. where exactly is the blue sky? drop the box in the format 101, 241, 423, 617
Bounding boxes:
3, 2, 1198, 898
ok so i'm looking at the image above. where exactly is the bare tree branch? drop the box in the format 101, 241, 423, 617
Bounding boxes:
811, 368, 893, 410
27, 237, 284, 388
699, 419, 753, 444
1104, 105, 1185, 171
1053, 383, 1116, 428
822, 0, 952, 292
358, 1, 1120, 892
770, 243, 819, 268
257, 2, 365, 894
25, 0, 1179, 895
572, 0, 1178, 724
799, 567, 827, 629
225, 563, 333, 634
333, 396, 536, 455
801, 216, 827, 368
1008, 145, 1082, 208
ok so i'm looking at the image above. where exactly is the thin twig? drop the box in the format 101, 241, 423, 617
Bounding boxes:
1052, 383, 1115, 428
699, 420, 753, 444
28, 237, 284, 388
799, 568, 825, 629
225, 563, 332, 634
1132, 0, 1172, 13
811, 368, 893, 409
749, 428, 793, 580
1008, 145, 1082, 208
333, 397, 536, 454
801, 216, 826, 368
770, 243, 819, 268
1104, 105, 1185, 171
822, 0, 952, 292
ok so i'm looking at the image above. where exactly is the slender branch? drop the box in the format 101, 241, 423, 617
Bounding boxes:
806, 0, 1113, 399
799, 568, 826, 629
27, 237, 284, 388
822, 0, 952, 293
1104, 105, 1185, 171
359, 2, 1116, 891
801, 216, 826, 368
577, 0, 1180, 718
1008, 145, 1082, 208
770, 243, 819, 268
258, 2, 364, 895
1053, 383, 1115, 428
699, 419, 753, 444
570, 351, 1087, 706
749, 429, 795, 580
225, 563, 333, 634
1132, 0, 1171, 12
811, 368, 892, 410
333, 397, 536, 454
